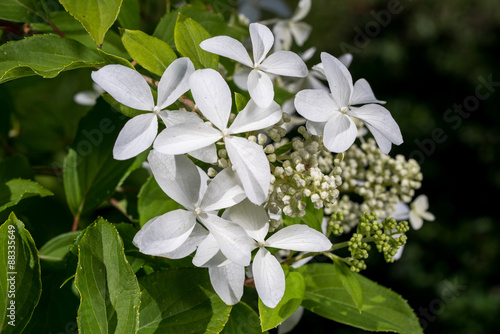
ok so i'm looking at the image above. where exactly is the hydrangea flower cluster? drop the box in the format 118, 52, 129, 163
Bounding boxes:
90, 3, 433, 312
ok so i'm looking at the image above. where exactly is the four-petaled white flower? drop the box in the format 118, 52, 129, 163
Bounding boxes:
154, 68, 282, 205
91, 58, 205, 160
200, 22, 308, 108
294, 52, 403, 154
133, 151, 251, 266
273, 0, 312, 51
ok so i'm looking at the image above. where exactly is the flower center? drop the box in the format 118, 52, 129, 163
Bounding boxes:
153, 106, 161, 115
256, 241, 266, 248
340, 106, 349, 114
221, 128, 231, 138
194, 206, 202, 216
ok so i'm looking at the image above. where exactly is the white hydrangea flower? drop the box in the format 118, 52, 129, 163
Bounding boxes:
133, 151, 251, 266
73, 82, 105, 106
273, 0, 312, 51
295, 52, 403, 154
200, 22, 308, 108
91, 58, 216, 161
154, 68, 282, 205
409, 194, 435, 230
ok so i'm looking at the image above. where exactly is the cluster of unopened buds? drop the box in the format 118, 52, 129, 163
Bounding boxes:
87, 0, 434, 310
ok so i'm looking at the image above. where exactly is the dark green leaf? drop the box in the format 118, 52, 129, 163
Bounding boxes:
138, 268, 231, 334
121, 29, 177, 77
0, 0, 42, 22
258, 271, 305, 331
282, 198, 324, 232
39, 231, 81, 263
298, 263, 423, 334
174, 14, 218, 70
75, 218, 141, 333
333, 260, 363, 312
221, 302, 263, 334
0, 178, 53, 213
117, 0, 140, 30
59, 0, 124, 45
0, 212, 41, 333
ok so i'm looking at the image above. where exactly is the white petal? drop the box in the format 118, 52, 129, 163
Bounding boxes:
305, 120, 325, 136
260, 51, 308, 77
225, 199, 269, 243
289, 22, 312, 47
158, 109, 202, 127
322, 112, 358, 153
338, 53, 353, 68
291, 0, 311, 21
413, 194, 430, 211
278, 306, 304, 334
209, 262, 245, 305
192, 233, 221, 267
147, 150, 202, 209
248, 69, 274, 108
153, 122, 222, 155
200, 167, 246, 212
188, 144, 218, 164
390, 202, 410, 221
229, 99, 282, 134
250, 23, 274, 65
91, 64, 154, 110
321, 52, 353, 108
132, 210, 196, 255
113, 113, 157, 160
294, 89, 338, 122
157, 57, 195, 109
190, 69, 232, 130
393, 244, 405, 261
351, 79, 386, 105
253, 248, 285, 308
273, 21, 293, 51
348, 104, 403, 154
74, 90, 99, 106
409, 211, 424, 230
200, 36, 253, 68
199, 213, 251, 266
160, 224, 209, 259
233, 67, 251, 91
266, 225, 332, 252
225, 136, 270, 205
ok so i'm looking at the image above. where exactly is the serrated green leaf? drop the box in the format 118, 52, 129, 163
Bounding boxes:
0, 178, 53, 212
63, 99, 138, 217
221, 302, 263, 334
259, 271, 305, 331
333, 259, 363, 312
75, 218, 141, 334
282, 197, 324, 232
121, 29, 177, 77
298, 263, 423, 334
138, 268, 232, 334
59, 0, 124, 45
137, 175, 184, 226
0, 34, 122, 84
174, 14, 218, 70
0, 212, 41, 334
0, 0, 42, 22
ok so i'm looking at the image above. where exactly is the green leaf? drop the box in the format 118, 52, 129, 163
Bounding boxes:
137, 175, 184, 227
75, 218, 141, 334
117, 0, 140, 30
0, 178, 53, 213
258, 271, 305, 331
121, 29, 177, 77
0, 34, 119, 84
298, 263, 423, 334
174, 14, 218, 70
39, 231, 81, 263
221, 302, 264, 334
333, 260, 363, 312
282, 197, 324, 232
138, 268, 231, 334
234, 92, 248, 113
59, 0, 124, 45
63, 99, 138, 217
0, 0, 42, 22
0, 212, 41, 333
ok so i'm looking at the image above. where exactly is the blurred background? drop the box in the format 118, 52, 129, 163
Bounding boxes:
1, 0, 499, 333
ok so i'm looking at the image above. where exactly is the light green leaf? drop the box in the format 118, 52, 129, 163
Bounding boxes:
298, 263, 423, 334
0, 212, 41, 334
333, 259, 363, 312
39, 231, 81, 263
282, 198, 324, 232
121, 29, 177, 77
63, 99, 139, 217
59, 0, 124, 45
221, 302, 264, 334
234, 92, 248, 113
258, 271, 305, 331
137, 175, 183, 227
0, 34, 124, 84
174, 13, 218, 70
75, 218, 141, 334
138, 268, 232, 334
117, 0, 140, 30
0, 178, 53, 212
